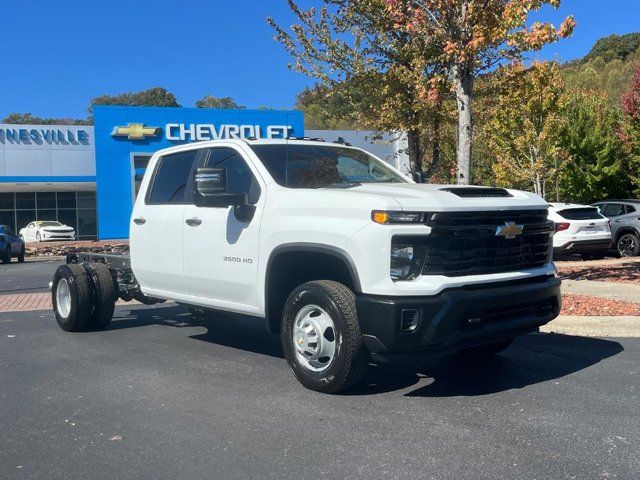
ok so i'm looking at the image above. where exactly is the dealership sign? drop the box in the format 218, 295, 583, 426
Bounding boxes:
0, 126, 91, 146
111, 122, 293, 142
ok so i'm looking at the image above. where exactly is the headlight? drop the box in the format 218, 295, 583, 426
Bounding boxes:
390, 236, 428, 281
372, 211, 430, 224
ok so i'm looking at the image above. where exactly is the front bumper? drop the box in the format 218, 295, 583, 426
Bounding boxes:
356, 275, 561, 362
41, 232, 75, 241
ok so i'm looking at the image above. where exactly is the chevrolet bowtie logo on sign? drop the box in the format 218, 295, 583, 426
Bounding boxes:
111, 123, 161, 140
495, 221, 524, 239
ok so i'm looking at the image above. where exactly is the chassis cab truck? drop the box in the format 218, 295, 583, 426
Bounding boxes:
51, 139, 561, 393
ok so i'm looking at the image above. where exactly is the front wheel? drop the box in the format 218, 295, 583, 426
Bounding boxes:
617, 233, 639, 257
281, 280, 369, 394
18, 244, 25, 263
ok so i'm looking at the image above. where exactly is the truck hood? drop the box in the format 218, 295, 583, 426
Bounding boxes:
345, 183, 548, 211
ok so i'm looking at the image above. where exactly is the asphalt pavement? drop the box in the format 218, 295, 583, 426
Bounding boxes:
0, 258, 63, 294
1, 302, 638, 480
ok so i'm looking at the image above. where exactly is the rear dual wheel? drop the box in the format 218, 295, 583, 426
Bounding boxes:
52, 262, 117, 332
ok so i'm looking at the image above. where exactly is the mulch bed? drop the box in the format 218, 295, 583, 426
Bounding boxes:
25, 240, 129, 257
561, 293, 640, 316
557, 262, 640, 285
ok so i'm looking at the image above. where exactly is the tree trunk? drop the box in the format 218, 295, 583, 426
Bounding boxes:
454, 64, 473, 185
406, 129, 422, 173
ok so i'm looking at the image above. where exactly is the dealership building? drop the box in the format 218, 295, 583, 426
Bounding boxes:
0, 106, 409, 239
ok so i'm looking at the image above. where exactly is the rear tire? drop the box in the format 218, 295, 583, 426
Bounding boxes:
458, 338, 514, 358
617, 233, 639, 258
281, 280, 369, 393
83, 262, 117, 330
17, 245, 25, 263
52, 264, 94, 332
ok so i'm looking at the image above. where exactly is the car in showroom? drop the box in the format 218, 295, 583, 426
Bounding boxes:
0, 224, 26, 263
592, 200, 640, 257
548, 203, 612, 259
19, 221, 76, 243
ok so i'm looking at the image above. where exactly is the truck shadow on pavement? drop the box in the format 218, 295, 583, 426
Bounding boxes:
110, 305, 624, 397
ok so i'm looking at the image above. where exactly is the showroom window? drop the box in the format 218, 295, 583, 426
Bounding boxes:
0, 191, 98, 240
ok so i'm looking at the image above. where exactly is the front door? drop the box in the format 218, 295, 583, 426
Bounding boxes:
182, 145, 264, 314
130, 148, 200, 297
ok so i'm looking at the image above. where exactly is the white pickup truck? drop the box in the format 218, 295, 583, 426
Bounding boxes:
51, 138, 561, 393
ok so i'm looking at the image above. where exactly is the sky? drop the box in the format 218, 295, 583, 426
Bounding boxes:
1, 0, 639, 120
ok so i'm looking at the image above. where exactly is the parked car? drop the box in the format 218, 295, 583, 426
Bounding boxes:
0, 224, 26, 263
548, 203, 612, 260
592, 200, 640, 257
19, 221, 76, 243
49, 138, 561, 394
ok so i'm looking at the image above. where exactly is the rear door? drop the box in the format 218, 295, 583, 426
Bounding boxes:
130, 148, 201, 297
182, 145, 264, 314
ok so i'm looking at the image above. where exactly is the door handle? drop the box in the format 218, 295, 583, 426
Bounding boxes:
185, 217, 202, 227
133, 217, 146, 225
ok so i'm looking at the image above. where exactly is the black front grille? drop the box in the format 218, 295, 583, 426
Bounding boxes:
420, 210, 552, 277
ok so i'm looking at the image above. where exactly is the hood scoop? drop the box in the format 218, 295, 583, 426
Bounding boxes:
440, 187, 513, 198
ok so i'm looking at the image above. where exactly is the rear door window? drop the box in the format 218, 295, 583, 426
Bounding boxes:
603, 204, 624, 217
625, 204, 637, 214
147, 150, 199, 204
557, 208, 604, 221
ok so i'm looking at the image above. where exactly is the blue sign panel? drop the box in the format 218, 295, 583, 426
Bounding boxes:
93, 106, 304, 239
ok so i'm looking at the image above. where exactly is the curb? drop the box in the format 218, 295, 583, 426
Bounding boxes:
540, 315, 640, 338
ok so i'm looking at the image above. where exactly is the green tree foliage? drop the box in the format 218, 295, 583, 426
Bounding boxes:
2, 112, 88, 125
294, 85, 361, 130
88, 87, 180, 121
486, 62, 567, 198
583, 33, 640, 63
558, 91, 632, 203
195, 95, 245, 109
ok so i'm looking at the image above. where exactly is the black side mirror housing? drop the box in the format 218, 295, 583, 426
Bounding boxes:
194, 167, 246, 208
412, 171, 428, 184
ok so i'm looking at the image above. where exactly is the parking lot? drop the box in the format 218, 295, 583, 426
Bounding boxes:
1, 259, 639, 479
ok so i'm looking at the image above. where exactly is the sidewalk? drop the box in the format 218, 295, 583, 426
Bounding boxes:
541, 315, 640, 338
561, 279, 640, 303
0, 292, 137, 313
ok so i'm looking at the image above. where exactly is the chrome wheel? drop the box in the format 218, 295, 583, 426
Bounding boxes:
56, 278, 72, 319
618, 235, 637, 257
292, 304, 337, 372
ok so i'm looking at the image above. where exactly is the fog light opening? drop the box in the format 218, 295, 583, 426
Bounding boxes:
400, 309, 420, 333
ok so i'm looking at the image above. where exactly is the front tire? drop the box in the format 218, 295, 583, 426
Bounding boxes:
17, 244, 25, 263
617, 233, 639, 257
281, 280, 369, 393
52, 264, 94, 332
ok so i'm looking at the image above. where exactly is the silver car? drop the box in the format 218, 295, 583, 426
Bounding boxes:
592, 200, 640, 257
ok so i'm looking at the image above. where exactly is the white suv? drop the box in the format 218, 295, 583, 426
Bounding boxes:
50, 139, 561, 393
548, 203, 611, 259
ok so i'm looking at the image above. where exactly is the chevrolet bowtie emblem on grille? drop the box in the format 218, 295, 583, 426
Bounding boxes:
495, 221, 524, 239
111, 123, 161, 140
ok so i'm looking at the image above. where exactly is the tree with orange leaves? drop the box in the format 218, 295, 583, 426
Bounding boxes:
385, 0, 575, 184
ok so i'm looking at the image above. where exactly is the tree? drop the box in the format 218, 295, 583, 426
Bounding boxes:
486, 62, 567, 198
2, 112, 87, 125
195, 95, 245, 109
385, 0, 575, 184
88, 87, 180, 121
621, 62, 640, 195
268, 1, 445, 174
583, 33, 640, 63
559, 91, 632, 203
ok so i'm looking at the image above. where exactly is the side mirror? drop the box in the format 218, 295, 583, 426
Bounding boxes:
412, 171, 428, 184
194, 167, 246, 208
193, 167, 255, 222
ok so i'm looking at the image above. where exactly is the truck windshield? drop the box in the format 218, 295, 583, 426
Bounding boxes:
250, 144, 408, 188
